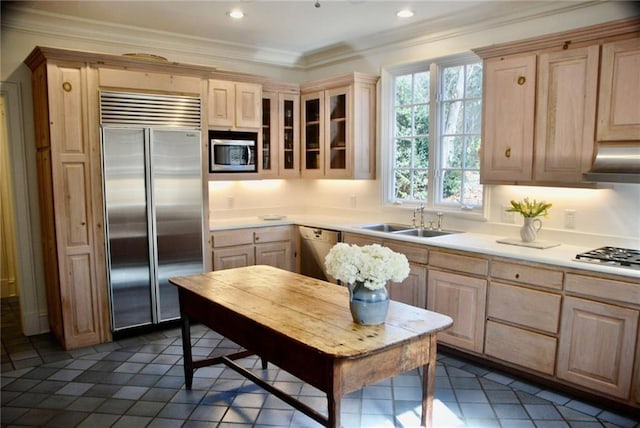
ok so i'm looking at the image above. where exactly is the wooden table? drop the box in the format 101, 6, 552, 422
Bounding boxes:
169, 265, 452, 427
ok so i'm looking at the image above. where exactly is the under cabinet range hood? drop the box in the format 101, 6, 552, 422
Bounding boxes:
583, 142, 640, 183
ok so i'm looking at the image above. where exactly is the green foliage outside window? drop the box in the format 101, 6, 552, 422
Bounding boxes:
392, 60, 483, 208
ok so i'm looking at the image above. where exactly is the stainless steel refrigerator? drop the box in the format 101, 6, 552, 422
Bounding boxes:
102, 127, 204, 331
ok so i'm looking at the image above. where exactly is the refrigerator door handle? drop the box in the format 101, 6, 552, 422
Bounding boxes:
146, 128, 160, 324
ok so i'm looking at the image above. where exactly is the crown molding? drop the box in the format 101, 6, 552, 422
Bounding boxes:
2, 6, 306, 69
2, 1, 628, 71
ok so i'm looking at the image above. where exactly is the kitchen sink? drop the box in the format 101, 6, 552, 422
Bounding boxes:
357, 223, 460, 238
391, 228, 458, 238
358, 223, 413, 233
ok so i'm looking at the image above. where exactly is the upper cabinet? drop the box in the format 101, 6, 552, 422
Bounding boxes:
474, 18, 640, 187
301, 73, 378, 179
262, 82, 300, 178
208, 80, 262, 129
597, 37, 640, 141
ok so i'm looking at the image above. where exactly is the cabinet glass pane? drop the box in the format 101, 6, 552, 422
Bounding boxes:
329, 93, 346, 170
262, 98, 271, 170
283, 99, 294, 170
305, 98, 321, 170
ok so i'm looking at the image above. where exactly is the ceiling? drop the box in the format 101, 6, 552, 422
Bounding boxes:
3, 0, 608, 63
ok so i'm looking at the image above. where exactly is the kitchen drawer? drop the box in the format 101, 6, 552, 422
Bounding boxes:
385, 241, 428, 265
254, 226, 292, 243
212, 229, 254, 248
485, 320, 557, 376
566, 273, 640, 307
429, 251, 488, 276
492, 260, 563, 290
488, 282, 561, 333
342, 232, 383, 246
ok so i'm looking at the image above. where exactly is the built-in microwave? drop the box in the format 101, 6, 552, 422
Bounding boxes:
209, 130, 258, 173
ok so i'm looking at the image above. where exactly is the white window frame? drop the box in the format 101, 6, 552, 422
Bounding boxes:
381, 53, 486, 218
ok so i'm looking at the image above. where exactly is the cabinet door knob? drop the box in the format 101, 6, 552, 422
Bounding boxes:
62, 82, 72, 92
517, 76, 526, 85
505, 147, 511, 158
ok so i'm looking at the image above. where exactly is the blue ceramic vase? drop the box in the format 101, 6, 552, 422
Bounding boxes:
348, 281, 389, 325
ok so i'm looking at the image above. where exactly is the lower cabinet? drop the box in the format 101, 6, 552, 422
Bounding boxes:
427, 269, 487, 353
212, 226, 294, 271
557, 296, 639, 400
427, 250, 489, 353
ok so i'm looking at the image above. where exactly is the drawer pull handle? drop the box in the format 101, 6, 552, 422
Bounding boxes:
515, 273, 520, 279
517, 76, 526, 85
505, 147, 511, 158
62, 82, 72, 92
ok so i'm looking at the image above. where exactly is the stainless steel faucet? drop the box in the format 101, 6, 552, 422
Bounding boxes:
436, 212, 444, 231
413, 205, 425, 229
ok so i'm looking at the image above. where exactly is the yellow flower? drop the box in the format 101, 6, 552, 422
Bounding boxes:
506, 198, 552, 218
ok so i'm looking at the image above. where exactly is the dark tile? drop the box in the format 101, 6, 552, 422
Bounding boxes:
157, 402, 197, 419
66, 396, 107, 412
44, 410, 90, 427
11, 407, 59, 425
84, 383, 121, 398
96, 398, 135, 414
125, 400, 165, 417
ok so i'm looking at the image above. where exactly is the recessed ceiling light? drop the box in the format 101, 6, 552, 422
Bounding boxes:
228, 9, 244, 19
397, 9, 414, 18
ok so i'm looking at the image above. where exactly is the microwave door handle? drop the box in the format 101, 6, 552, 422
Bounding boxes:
247, 145, 253, 166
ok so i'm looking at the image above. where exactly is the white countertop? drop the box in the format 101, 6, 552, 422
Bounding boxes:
210, 214, 640, 280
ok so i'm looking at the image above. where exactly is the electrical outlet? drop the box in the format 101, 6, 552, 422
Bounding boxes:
564, 209, 576, 229
501, 205, 515, 224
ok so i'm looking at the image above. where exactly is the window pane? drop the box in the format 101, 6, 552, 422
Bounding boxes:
464, 99, 482, 134
414, 170, 428, 200
443, 66, 464, 100
442, 101, 463, 134
395, 74, 412, 106
465, 136, 481, 169
394, 170, 411, 200
395, 139, 412, 168
466, 63, 483, 98
414, 137, 429, 168
413, 72, 430, 103
414, 104, 429, 136
441, 170, 462, 202
462, 171, 482, 206
395, 107, 412, 137
442, 136, 463, 168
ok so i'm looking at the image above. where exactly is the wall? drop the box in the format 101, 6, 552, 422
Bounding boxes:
2, 1, 639, 335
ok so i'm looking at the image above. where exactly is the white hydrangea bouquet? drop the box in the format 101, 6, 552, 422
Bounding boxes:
324, 243, 410, 290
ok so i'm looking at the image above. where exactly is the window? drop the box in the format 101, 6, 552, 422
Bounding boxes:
389, 56, 483, 211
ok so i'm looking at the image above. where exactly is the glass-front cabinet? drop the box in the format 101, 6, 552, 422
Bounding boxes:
301, 92, 324, 177
301, 73, 378, 179
261, 83, 300, 178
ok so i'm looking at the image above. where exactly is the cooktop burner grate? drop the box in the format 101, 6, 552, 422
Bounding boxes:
575, 246, 640, 268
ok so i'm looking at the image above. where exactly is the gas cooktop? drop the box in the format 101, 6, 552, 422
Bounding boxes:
575, 246, 640, 269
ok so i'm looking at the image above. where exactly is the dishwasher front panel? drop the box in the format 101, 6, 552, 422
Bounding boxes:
298, 226, 340, 283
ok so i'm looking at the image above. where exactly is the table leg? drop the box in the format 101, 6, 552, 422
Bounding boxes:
421, 335, 437, 428
327, 390, 341, 428
181, 315, 194, 390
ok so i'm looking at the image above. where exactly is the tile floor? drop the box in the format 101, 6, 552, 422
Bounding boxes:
1, 297, 639, 428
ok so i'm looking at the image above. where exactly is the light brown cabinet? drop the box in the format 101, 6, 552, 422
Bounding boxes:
597, 37, 640, 141
557, 296, 638, 400
212, 226, 294, 272
26, 51, 111, 349
208, 80, 262, 129
475, 18, 639, 187
485, 260, 563, 375
481, 46, 599, 185
427, 251, 488, 353
481, 54, 536, 183
262, 83, 300, 178
300, 73, 377, 179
